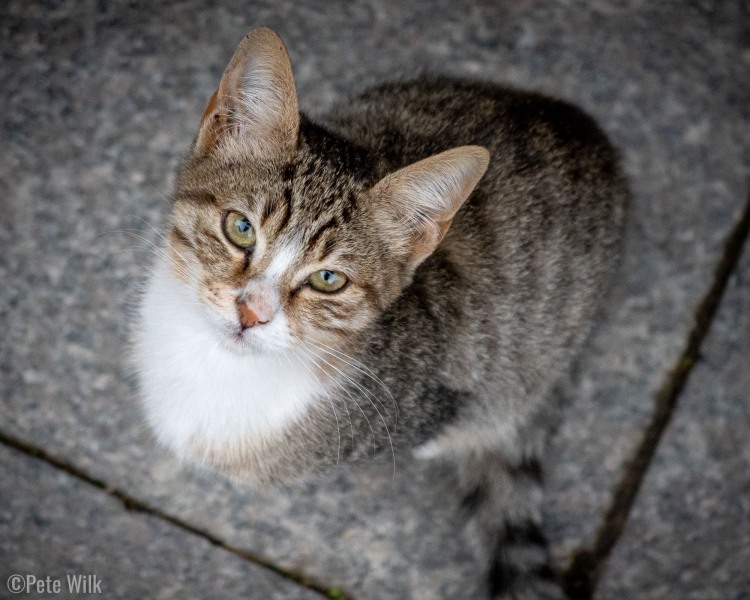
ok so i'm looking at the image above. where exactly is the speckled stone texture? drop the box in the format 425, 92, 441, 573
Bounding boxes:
595, 245, 750, 600
1, 1, 749, 599
0, 445, 322, 600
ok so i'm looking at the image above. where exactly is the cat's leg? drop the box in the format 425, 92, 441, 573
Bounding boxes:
457, 450, 564, 600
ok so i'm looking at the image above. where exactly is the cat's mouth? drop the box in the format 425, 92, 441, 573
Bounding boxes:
216, 317, 288, 356
220, 326, 265, 355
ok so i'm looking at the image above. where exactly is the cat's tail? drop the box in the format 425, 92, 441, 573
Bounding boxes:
487, 514, 562, 599
458, 451, 564, 600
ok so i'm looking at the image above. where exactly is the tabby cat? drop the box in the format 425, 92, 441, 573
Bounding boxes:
135, 28, 628, 599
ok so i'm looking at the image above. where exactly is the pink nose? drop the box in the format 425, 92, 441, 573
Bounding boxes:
237, 303, 269, 329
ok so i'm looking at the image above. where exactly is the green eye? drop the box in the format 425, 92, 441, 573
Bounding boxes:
308, 269, 348, 293
223, 211, 256, 249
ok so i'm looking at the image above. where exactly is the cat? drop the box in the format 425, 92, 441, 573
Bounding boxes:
134, 27, 628, 599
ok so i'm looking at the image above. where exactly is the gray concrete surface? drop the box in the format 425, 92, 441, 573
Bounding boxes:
0, 445, 322, 600
1, 1, 748, 599
596, 245, 750, 600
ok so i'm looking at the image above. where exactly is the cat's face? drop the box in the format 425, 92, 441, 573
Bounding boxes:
137, 28, 489, 482
161, 28, 489, 360
166, 145, 401, 357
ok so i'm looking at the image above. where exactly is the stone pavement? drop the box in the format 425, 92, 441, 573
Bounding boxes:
1, 1, 748, 599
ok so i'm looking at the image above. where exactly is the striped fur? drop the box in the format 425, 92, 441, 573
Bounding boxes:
135, 28, 628, 597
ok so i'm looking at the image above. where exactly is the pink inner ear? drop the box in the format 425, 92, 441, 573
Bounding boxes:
372, 146, 490, 267
195, 90, 223, 154
192, 28, 300, 159
200, 89, 220, 127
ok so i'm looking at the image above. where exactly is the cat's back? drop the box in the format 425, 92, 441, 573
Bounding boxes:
329, 76, 627, 294
328, 77, 626, 254
327, 77, 628, 398
328, 77, 620, 179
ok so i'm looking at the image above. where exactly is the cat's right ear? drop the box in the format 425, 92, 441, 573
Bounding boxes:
193, 28, 299, 160
371, 146, 490, 269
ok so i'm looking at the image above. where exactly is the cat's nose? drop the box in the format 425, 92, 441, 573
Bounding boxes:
237, 302, 270, 329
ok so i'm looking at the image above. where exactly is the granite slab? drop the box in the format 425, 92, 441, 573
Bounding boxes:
1, 1, 748, 598
595, 241, 750, 599
0, 445, 323, 600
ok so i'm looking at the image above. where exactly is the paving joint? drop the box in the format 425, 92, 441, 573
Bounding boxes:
0, 431, 354, 600
560, 189, 750, 600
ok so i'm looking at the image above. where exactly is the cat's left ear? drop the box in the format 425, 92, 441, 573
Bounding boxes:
194, 28, 299, 159
371, 146, 490, 268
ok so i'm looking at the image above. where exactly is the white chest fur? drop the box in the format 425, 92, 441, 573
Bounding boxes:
134, 258, 321, 462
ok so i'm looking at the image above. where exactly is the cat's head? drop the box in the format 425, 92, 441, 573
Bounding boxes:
164, 27, 489, 358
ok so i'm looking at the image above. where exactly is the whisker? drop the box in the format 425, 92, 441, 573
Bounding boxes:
298, 340, 395, 477
119, 230, 198, 284
295, 336, 358, 448
307, 341, 394, 428
102, 226, 200, 285
298, 343, 356, 451
281, 346, 343, 465
308, 339, 399, 422
293, 336, 378, 456
132, 216, 197, 278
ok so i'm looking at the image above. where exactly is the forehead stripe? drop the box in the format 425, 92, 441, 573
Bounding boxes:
170, 227, 196, 250
306, 216, 338, 253
274, 201, 292, 234
341, 190, 357, 223
259, 197, 293, 233
177, 190, 217, 207
260, 196, 276, 227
